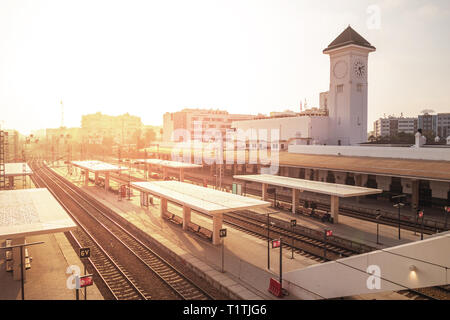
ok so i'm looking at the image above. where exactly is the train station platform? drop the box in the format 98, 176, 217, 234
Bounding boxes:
50, 164, 411, 300
0, 232, 104, 300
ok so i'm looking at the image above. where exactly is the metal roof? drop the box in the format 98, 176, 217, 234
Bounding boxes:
133, 159, 202, 169
131, 181, 270, 214
0, 188, 77, 239
5, 163, 33, 177
234, 174, 383, 198
71, 160, 122, 172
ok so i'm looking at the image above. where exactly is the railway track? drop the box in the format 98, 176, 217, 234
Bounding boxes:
224, 210, 357, 260
55, 162, 450, 300
31, 163, 149, 300
30, 160, 214, 300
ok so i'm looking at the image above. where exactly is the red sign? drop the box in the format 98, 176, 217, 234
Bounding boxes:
268, 278, 283, 297
272, 239, 281, 249
76, 275, 94, 289
325, 230, 333, 237
418, 211, 424, 218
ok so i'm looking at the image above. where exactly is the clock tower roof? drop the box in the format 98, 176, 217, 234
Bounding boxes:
323, 26, 376, 53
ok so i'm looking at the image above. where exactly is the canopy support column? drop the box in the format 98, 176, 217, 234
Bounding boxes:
262, 183, 268, 201
104, 172, 110, 191
212, 213, 223, 245
182, 205, 191, 231
160, 197, 167, 218
292, 189, 299, 214
330, 195, 339, 224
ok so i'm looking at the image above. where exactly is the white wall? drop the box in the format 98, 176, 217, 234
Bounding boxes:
284, 233, 450, 299
288, 145, 450, 161
231, 116, 329, 145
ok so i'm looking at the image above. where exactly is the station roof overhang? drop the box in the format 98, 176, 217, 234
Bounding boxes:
132, 159, 202, 169
0, 188, 77, 239
71, 160, 122, 172
138, 146, 450, 183
131, 181, 270, 215
233, 174, 383, 198
4, 163, 33, 177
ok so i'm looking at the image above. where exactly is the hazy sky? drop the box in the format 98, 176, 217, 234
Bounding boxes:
1, 0, 449, 134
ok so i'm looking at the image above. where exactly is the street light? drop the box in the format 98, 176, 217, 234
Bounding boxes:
290, 219, 297, 259
375, 209, 382, 245
392, 195, 406, 240
417, 209, 425, 240
444, 206, 450, 230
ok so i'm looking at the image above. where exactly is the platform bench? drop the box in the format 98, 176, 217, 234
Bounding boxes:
187, 222, 200, 233
171, 215, 184, 226
198, 227, 213, 241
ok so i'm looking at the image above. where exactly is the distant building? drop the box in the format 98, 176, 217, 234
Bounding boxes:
418, 112, 450, 139
81, 112, 143, 144
436, 113, 450, 138
163, 109, 254, 142
374, 116, 418, 137
3, 130, 19, 162
418, 113, 437, 137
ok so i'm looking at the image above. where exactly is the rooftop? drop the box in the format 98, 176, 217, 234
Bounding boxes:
133, 159, 202, 169
5, 163, 33, 176
131, 181, 270, 214
71, 160, 122, 172
234, 174, 383, 198
323, 26, 376, 53
0, 188, 77, 239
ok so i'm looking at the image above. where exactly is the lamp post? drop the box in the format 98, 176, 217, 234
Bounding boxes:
290, 219, 296, 259
418, 209, 424, 240
266, 211, 278, 270
444, 206, 449, 230
375, 209, 382, 245
393, 196, 405, 240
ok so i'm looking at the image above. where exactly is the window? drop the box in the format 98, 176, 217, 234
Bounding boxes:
337, 84, 344, 93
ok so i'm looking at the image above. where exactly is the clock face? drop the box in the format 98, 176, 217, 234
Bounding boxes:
333, 60, 348, 79
354, 60, 366, 78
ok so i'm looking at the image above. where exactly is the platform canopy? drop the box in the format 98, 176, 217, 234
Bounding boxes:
131, 181, 270, 214
71, 160, 122, 172
0, 188, 77, 239
5, 163, 33, 177
234, 174, 382, 197
133, 159, 202, 169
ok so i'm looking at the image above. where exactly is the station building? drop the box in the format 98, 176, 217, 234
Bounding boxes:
232, 26, 376, 147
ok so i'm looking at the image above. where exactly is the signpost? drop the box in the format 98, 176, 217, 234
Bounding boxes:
79, 247, 91, 300
219, 229, 227, 273
417, 209, 424, 240
271, 238, 283, 296
75, 274, 94, 300
324, 229, 332, 259
290, 219, 296, 259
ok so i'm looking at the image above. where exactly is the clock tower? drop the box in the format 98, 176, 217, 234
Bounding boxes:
324, 26, 376, 145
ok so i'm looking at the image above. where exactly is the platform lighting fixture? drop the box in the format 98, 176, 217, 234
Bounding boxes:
393, 196, 406, 240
